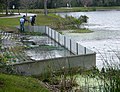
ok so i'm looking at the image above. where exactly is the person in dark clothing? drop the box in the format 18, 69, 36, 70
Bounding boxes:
30, 15, 36, 26
23, 15, 29, 23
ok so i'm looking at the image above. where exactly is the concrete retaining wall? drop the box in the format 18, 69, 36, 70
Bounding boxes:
15, 25, 96, 76
13, 53, 96, 76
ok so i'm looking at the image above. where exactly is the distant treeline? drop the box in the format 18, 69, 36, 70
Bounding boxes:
1, 0, 120, 10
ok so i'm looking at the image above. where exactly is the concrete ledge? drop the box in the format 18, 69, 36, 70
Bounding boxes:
13, 53, 96, 76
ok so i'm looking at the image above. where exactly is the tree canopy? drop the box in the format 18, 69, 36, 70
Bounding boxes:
0, 0, 120, 14
0, 0, 120, 9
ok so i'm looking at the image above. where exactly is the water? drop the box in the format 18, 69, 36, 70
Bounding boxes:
24, 36, 73, 61
57, 11, 120, 69
57, 10, 120, 31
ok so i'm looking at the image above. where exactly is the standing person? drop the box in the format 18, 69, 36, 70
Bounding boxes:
20, 15, 28, 32
20, 16, 25, 32
30, 15, 36, 26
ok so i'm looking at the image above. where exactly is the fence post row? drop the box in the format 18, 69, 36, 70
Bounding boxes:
28, 26, 94, 55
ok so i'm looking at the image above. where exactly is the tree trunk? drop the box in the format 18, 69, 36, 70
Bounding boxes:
44, 0, 48, 16
5, 0, 8, 15
25, 7, 28, 16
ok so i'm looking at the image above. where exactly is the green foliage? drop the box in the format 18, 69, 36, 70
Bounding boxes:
23, 31, 43, 36
52, 14, 89, 30
36, 64, 83, 91
65, 15, 89, 29
0, 73, 49, 92
83, 67, 120, 92
99, 67, 120, 92
0, 53, 15, 74
79, 15, 89, 23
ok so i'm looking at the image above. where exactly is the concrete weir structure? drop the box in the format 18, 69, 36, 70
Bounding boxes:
14, 26, 96, 75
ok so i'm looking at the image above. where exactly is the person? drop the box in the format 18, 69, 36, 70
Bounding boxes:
23, 15, 28, 23
30, 15, 36, 26
20, 15, 25, 32
20, 15, 28, 32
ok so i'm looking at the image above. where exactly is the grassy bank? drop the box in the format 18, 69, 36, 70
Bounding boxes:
0, 73, 49, 92
0, 14, 91, 33
0, 14, 59, 27
71, 28, 93, 33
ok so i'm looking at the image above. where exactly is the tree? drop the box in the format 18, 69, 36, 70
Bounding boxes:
0, 0, 4, 13
1, 0, 14, 15
44, 0, 48, 15
80, 0, 93, 7
5, 0, 9, 15
20, 0, 36, 16
75, 0, 81, 6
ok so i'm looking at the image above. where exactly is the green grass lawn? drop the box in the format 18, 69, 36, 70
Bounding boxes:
0, 14, 56, 27
0, 18, 19, 27
0, 14, 57, 32
0, 73, 49, 92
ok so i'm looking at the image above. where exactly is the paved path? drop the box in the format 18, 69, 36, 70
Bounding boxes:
0, 13, 37, 18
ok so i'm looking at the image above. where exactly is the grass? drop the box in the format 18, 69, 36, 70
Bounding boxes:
36, 14, 57, 26
0, 14, 6, 17
0, 17, 20, 32
0, 18, 19, 27
0, 14, 57, 27
0, 14, 57, 32
71, 28, 93, 33
0, 14, 92, 33
0, 73, 49, 92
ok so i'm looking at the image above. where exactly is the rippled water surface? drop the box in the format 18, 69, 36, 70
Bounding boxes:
57, 11, 120, 69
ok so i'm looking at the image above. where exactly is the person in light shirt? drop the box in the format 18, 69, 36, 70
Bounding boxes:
20, 15, 28, 32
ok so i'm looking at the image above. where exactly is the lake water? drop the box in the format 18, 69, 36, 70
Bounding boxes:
57, 11, 120, 69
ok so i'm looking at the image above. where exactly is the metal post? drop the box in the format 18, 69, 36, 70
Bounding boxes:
54, 31, 56, 41
70, 39, 72, 52
48, 27, 49, 36
84, 47, 86, 54
51, 29, 52, 38
76, 43, 78, 55
58, 33, 60, 43
64, 36, 66, 47
45, 26, 46, 34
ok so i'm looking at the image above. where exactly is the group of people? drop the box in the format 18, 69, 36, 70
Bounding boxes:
20, 15, 36, 32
